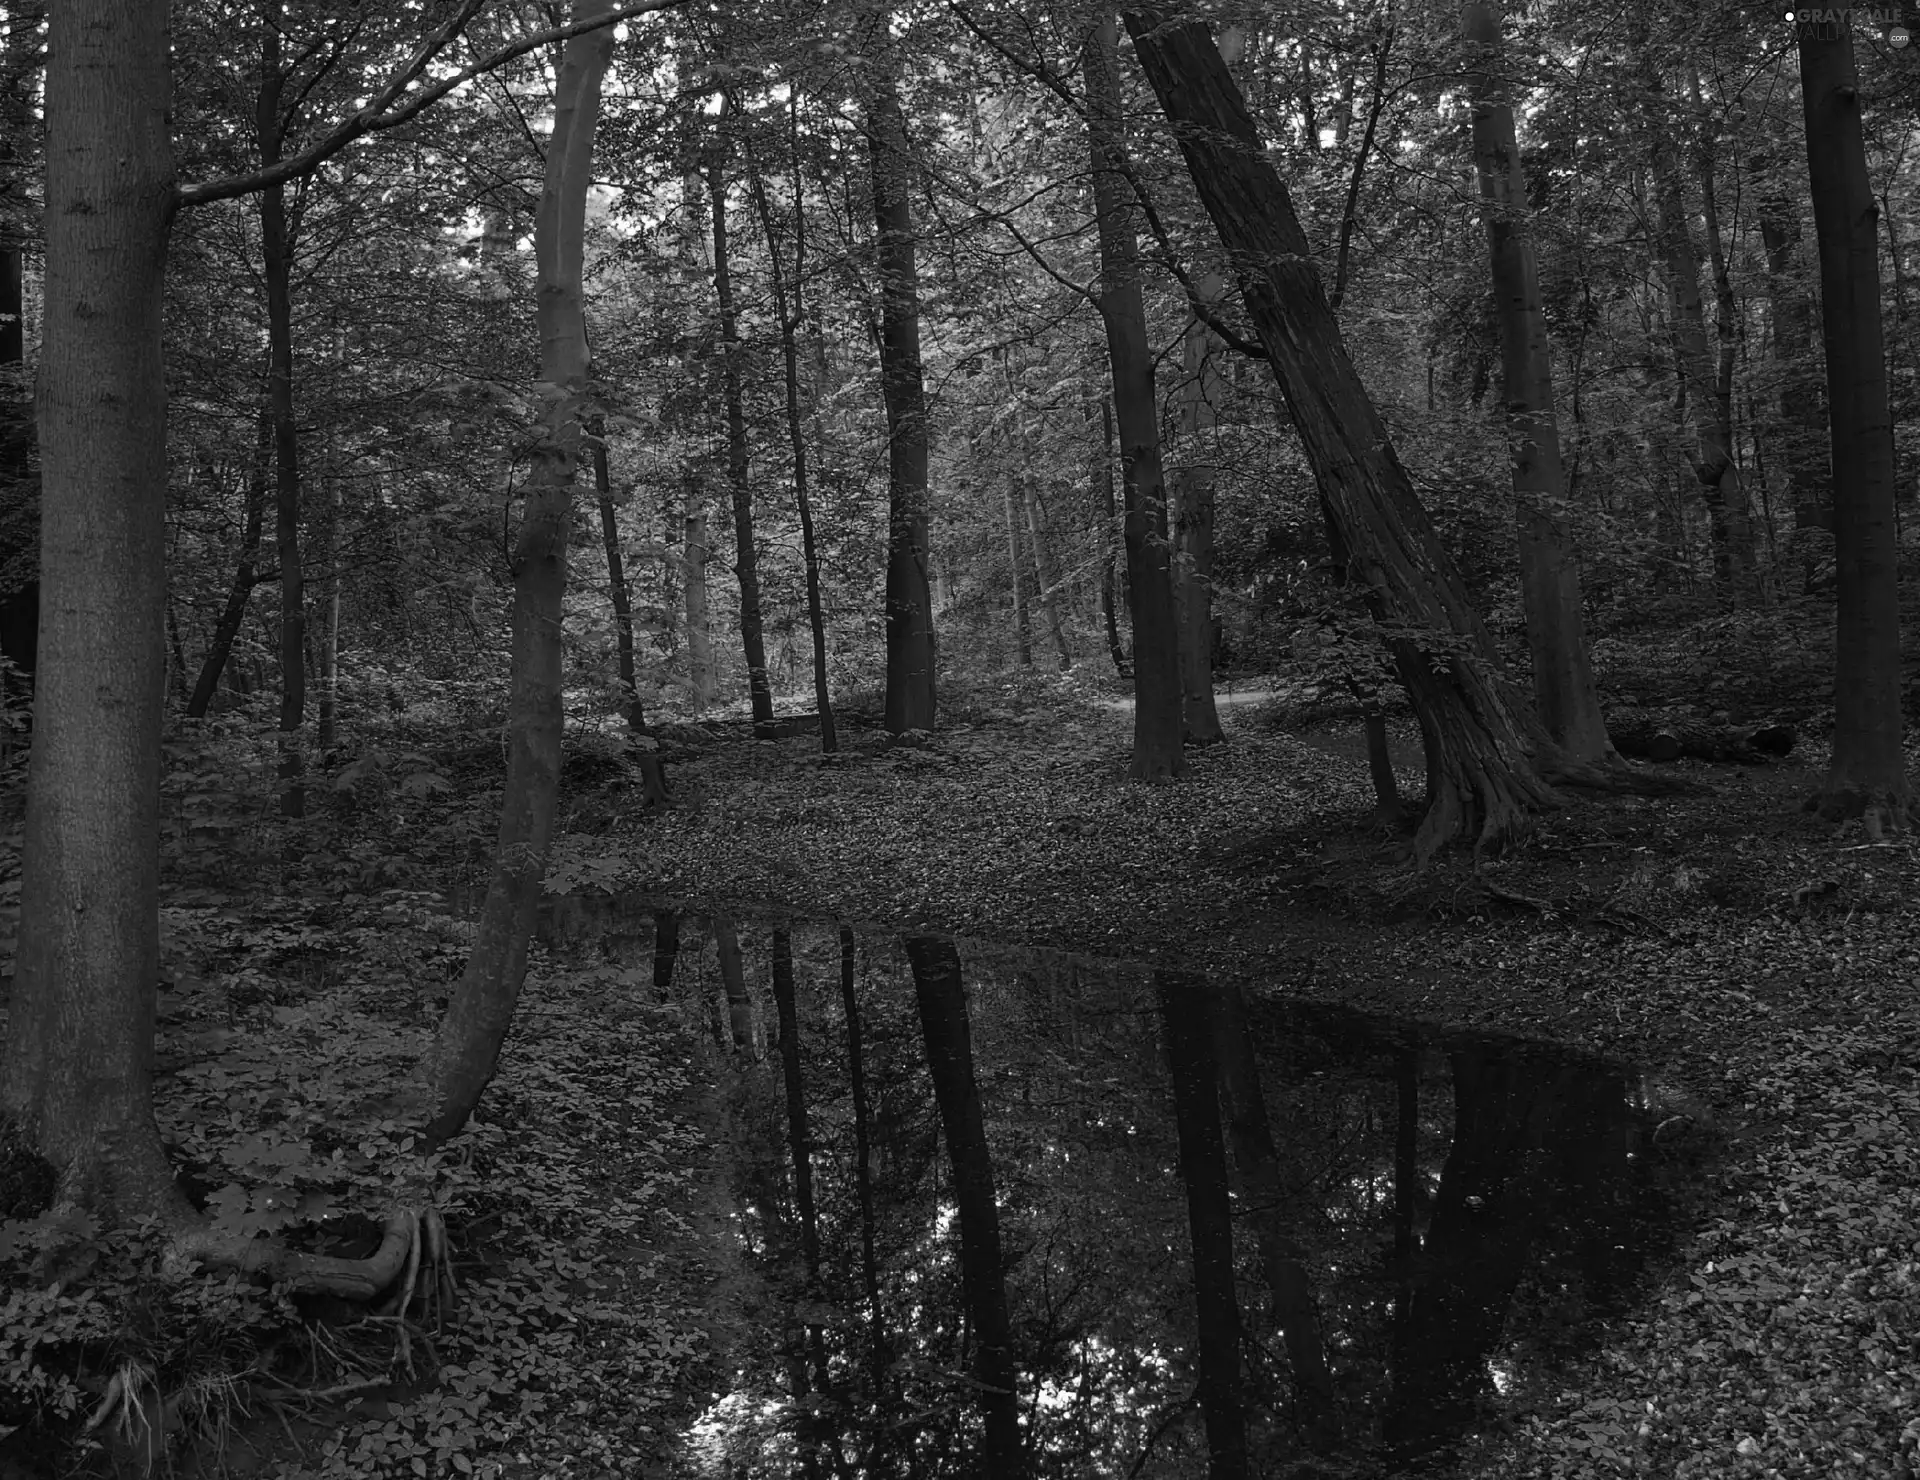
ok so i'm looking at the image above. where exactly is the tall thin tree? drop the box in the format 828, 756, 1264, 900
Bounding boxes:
1799, 16, 1909, 830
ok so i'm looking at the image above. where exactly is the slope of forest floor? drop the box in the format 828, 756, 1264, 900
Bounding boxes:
2, 657, 1917, 1479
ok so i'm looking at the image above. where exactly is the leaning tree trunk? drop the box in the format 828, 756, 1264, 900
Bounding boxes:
1172, 274, 1225, 746
862, 40, 937, 735
1084, 14, 1184, 782
1799, 19, 1909, 831
1125, 10, 1566, 858
903, 936, 1023, 1478
257, 20, 306, 818
185, 414, 270, 718
2, 0, 184, 1219
1462, 0, 1613, 765
706, 118, 775, 730
422, 1, 615, 1144
591, 419, 645, 732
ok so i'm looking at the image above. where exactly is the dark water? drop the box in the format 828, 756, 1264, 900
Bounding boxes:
538, 892, 1708, 1480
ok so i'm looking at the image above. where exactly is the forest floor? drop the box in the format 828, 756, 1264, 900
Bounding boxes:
3, 663, 1917, 1479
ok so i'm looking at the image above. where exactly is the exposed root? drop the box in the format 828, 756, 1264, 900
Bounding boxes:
1541, 754, 1712, 798
167, 1206, 450, 1309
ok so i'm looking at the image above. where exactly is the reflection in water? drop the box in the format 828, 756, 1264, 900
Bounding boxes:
537, 895, 1704, 1478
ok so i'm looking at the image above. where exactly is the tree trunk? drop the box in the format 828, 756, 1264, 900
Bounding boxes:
593, 422, 670, 805
1091, 396, 1131, 679
2, 0, 185, 1218
1004, 482, 1033, 667
1799, 20, 1909, 830
1648, 76, 1756, 608
1172, 274, 1225, 746
1154, 972, 1249, 1480
903, 935, 1022, 1478
839, 927, 887, 1385
1207, 978, 1338, 1449
683, 478, 716, 709
592, 419, 645, 732
863, 46, 937, 735
1756, 149, 1831, 537
315, 454, 340, 750
422, 1, 614, 1145
256, 18, 306, 818
1124, 12, 1563, 858
1023, 481, 1073, 671
653, 909, 681, 991
706, 123, 774, 729
1462, 1, 1614, 765
715, 915, 755, 1054
771, 929, 822, 1278
1084, 14, 1185, 782
746, 106, 837, 753
185, 414, 270, 719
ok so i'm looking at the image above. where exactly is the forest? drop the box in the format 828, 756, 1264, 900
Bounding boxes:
0, 0, 1916, 1475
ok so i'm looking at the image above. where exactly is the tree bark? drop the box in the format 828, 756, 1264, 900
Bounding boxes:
1172, 274, 1225, 746
256, 13, 306, 817
1462, 1, 1614, 766
705, 119, 775, 729
1084, 14, 1185, 782
1004, 482, 1033, 667
1799, 20, 1910, 830
1756, 146, 1831, 538
839, 927, 887, 1382
903, 935, 1022, 1479
185, 415, 271, 719
862, 42, 937, 735
1091, 396, 1131, 679
1023, 481, 1073, 671
422, 0, 615, 1145
1124, 11, 1565, 858
315, 445, 340, 750
1207, 978, 1338, 1449
1, 0, 184, 1217
746, 106, 837, 753
1154, 971, 1249, 1480
683, 477, 716, 709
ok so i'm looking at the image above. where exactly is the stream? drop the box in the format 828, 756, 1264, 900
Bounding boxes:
537, 892, 1708, 1478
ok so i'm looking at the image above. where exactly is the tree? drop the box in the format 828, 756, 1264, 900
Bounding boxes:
256, 3, 308, 817
706, 102, 776, 730
1462, 0, 1613, 766
1084, 13, 1185, 782
862, 26, 938, 736
1799, 16, 1909, 830
1124, 9, 1588, 858
1644, 60, 1758, 608
419, 0, 616, 1143
903, 935, 1023, 1477
4, 0, 182, 1219
1155, 972, 1249, 1479
1172, 275, 1225, 746
5, 0, 667, 1248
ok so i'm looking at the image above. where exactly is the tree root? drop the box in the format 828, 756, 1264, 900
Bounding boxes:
1541, 754, 1712, 798
167, 1206, 451, 1310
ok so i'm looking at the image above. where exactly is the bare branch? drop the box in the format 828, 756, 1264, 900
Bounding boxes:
177, 0, 687, 210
